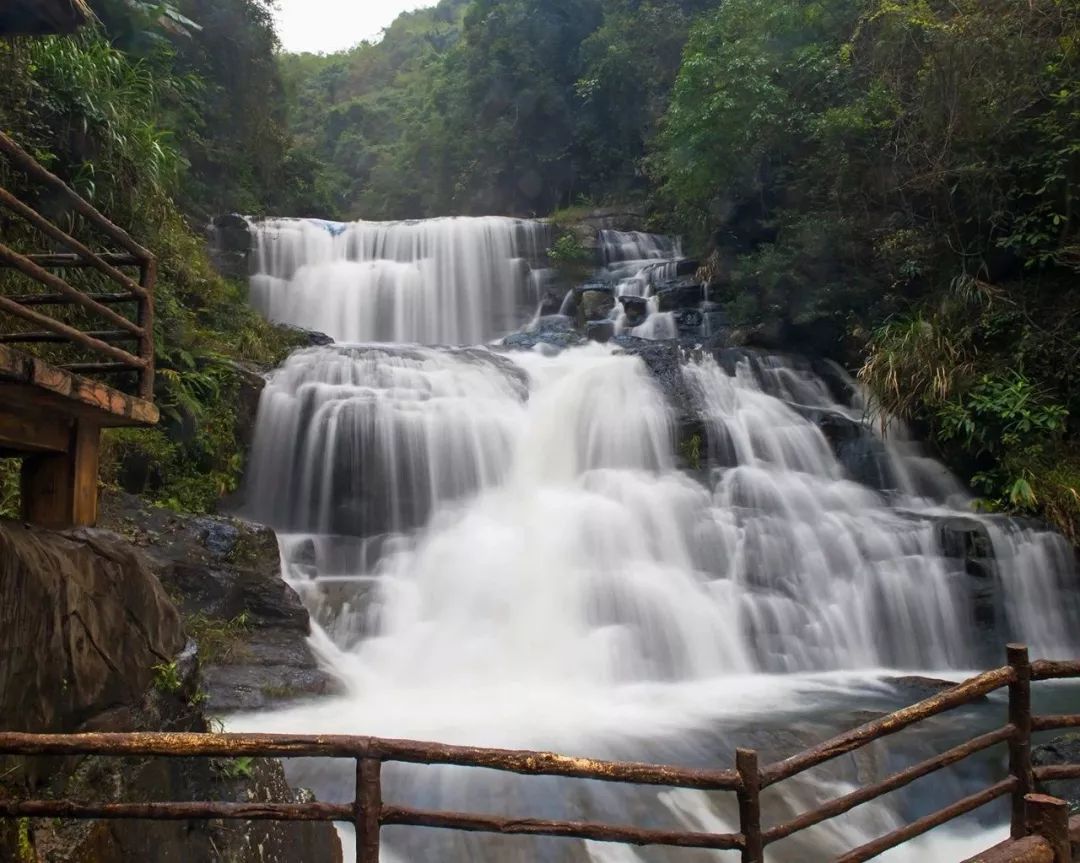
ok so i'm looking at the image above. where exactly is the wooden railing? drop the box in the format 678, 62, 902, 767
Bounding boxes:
0, 643, 1078, 862
0, 130, 155, 400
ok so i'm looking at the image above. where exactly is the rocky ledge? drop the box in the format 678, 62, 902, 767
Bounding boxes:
98, 492, 339, 712
0, 515, 342, 862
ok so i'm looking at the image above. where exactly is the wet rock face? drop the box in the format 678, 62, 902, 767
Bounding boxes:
99, 492, 338, 713
0, 523, 185, 733
0, 514, 343, 863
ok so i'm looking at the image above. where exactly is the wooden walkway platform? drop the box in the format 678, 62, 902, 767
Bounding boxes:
0, 131, 157, 527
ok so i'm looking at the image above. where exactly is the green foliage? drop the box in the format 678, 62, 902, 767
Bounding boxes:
213, 756, 255, 780
152, 661, 183, 694
16, 818, 31, 863
185, 612, 252, 664
0, 462, 19, 521
680, 433, 702, 471
651, 0, 1080, 536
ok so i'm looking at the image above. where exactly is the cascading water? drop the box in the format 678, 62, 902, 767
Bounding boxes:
249, 216, 551, 345
234, 216, 1078, 861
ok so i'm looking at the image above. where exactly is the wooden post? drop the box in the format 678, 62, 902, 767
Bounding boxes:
737, 748, 763, 863
1024, 794, 1070, 862
1008, 643, 1034, 839
20, 419, 100, 527
355, 757, 382, 863
137, 257, 156, 402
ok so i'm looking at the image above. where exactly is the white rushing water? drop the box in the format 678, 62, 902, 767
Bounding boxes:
235, 217, 1078, 861
249, 217, 551, 345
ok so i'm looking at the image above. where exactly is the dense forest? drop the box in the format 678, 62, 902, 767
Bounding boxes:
1, 0, 1078, 541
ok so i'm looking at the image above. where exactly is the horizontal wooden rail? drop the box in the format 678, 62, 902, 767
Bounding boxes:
0, 800, 351, 822
759, 666, 1014, 788
1033, 764, 1080, 782
1032, 714, 1080, 731
381, 806, 744, 850
0, 130, 152, 261
0, 295, 147, 369
0, 242, 143, 335
835, 777, 1018, 863
0, 186, 147, 298
0, 329, 137, 344
1031, 660, 1080, 681
3, 646, 1080, 863
0, 130, 156, 401
0, 732, 739, 790
5, 292, 140, 306
763, 724, 1016, 845
24, 252, 141, 269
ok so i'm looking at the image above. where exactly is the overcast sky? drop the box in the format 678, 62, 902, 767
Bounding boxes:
274, 0, 437, 54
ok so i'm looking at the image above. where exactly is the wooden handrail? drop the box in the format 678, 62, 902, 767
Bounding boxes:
763, 724, 1016, 845
0, 242, 143, 335
0, 295, 147, 369
0, 187, 148, 298
2, 645, 1080, 863
835, 778, 1019, 863
0, 130, 152, 261
758, 665, 1015, 788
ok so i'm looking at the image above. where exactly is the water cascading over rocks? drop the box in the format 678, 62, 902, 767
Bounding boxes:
236, 215, 1080, 862
249, 216, 551, 345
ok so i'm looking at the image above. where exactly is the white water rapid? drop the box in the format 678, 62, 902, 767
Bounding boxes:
235, 216, 1078, 861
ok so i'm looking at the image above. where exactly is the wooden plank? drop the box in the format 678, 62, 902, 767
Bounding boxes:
759, 666, 1015, 787
0, 185, 148, 297
0, 345, 158, 427
0, 408, 70, 453
0, 242, 144, 337
0, 130, 152, 261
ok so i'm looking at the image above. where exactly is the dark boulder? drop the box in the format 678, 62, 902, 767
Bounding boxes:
580, 288, 616, 322
656, 279, 705, 312
99, 492, 338, 712
586, 320, 615, 343
1033, 734, 1080, 810
619, 295, 649, 327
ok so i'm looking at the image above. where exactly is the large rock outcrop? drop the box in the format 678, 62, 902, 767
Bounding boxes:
0, 518, 343, 863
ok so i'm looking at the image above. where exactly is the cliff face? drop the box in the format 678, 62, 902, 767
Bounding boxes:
0, 519, 342, 863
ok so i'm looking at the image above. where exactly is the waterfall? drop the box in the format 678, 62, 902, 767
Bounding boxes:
235, 216, 1077, 862
249, 217, 551, 345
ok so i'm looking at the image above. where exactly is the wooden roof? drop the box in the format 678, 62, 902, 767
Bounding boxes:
0, 0, 91, 37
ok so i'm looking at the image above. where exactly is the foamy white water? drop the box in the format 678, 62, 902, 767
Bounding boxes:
235, 217, 1078, 861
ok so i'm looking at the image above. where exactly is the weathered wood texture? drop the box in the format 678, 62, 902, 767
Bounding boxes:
1, 648, 1080, 862
763, 724, 1016, 844
1024, 795, 1070, 863
0, 346, 158, 427
355, 759, 381, 863
1010, 645, 1035, 838
0, 131, 156, 405
20, 420, 100, 527
759, 666, 1014, 787
960, 836, 1055, 863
